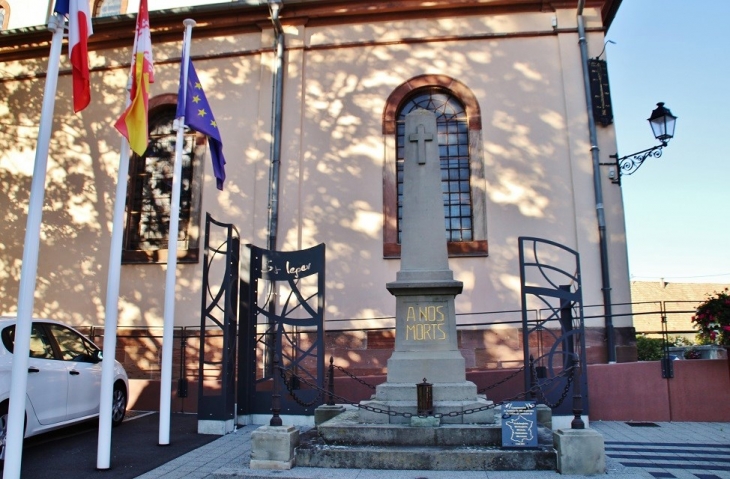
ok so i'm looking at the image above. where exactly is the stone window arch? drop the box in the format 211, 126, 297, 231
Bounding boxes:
92, 0, 127, 17
0, 1, 10, 31
383, 75, 487, 258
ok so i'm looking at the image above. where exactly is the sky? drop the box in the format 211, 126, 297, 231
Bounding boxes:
607, 0, 730, 285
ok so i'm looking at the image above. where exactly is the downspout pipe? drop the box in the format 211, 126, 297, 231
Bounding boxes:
577, 0, 616, 362
267, 0, 284, 252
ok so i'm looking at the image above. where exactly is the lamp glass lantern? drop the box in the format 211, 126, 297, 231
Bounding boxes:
648, 102, 677, 144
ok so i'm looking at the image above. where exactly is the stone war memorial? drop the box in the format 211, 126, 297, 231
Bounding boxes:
359, 108, 492, 424
251, 109, 605, 474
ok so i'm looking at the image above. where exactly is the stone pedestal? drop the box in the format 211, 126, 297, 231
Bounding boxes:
553, 428, 605, 475
249, 425, 299, 470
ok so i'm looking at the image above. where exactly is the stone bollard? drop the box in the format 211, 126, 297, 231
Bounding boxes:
250, 425, 299, 470
553, 428, 605, 475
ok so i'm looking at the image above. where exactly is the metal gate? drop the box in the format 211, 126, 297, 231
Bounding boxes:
519, 236, 588, 416
238, 243, 326, 418
198, 213, 239, 423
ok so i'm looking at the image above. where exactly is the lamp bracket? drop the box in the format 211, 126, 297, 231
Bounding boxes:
599, 142, 667, 185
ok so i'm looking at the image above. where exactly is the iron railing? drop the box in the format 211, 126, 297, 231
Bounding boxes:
80, 299, 702, 388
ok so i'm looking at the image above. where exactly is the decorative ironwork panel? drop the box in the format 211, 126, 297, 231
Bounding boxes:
198, 213, 239, 421
240, 244, 326, 417
519, 237, 588, 416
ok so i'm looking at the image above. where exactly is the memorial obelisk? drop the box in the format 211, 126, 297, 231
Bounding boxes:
360, 109, 493, 424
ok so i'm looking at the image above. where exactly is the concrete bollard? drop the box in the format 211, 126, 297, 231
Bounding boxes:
553, 428, 605, 475
249, 425, 299, 470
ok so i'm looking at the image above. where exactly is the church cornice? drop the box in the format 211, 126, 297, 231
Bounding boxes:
0, 0, 620, 62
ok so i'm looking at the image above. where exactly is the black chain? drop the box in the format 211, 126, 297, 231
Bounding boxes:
477, 366, 525, 394
332, 364, 376, 390
277, 366, 324, 407
528, 361, 576, 409
275, 364, 577, 419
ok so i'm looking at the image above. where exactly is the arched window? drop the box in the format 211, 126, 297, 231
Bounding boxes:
397, 89, 472, 243
92, 0, 127, 17
0, 1, 10, 31
122, 95, 204, 264
383, 75, 488, 258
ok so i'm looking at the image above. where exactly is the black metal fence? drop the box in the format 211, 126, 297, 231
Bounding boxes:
78, 299, 702, 386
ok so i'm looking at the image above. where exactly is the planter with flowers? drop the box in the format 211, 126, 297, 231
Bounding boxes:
691, 288, 730, 346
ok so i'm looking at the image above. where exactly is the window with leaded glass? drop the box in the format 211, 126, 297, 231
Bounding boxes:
93, 0, 126, 17
396, 88, 473, 243
123, 104, 202, 263
0, 2, 8, 31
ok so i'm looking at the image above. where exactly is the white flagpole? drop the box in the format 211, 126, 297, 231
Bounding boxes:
96, 94, 132, 470
3, 13, 65, 479
159, 17, 195, 446
96, 15, 141, 466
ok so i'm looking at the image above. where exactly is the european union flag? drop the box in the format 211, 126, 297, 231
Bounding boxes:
177, 58, 226, 190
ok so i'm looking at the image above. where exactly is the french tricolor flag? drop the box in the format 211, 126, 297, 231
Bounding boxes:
54, 0, 93, 113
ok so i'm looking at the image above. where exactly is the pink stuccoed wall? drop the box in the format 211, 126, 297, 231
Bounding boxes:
128, 358, 730, 423
588, 359, 730, 422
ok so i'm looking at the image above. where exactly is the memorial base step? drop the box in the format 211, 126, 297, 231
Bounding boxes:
296, 410, 557, 471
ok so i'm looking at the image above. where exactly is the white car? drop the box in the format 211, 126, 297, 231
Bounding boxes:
0, 318, 129, 460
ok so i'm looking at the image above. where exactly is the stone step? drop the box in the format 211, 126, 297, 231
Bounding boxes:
300, 410, 558, 472
319, 410, 508, 446
296, 429, 557, 471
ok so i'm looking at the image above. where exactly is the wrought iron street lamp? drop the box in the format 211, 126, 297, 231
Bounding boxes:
603, 102, 677, 185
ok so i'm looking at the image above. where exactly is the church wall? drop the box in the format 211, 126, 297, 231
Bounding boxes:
0, 5, 632, 365
273, 9, 631, 330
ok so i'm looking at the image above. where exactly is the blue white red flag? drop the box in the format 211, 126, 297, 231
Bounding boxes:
54, 0, 93, 113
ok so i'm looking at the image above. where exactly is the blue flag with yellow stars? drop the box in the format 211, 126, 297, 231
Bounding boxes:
177, 58, 226, 190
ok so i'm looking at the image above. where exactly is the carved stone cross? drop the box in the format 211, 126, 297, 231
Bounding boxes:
409, 123, 433, 165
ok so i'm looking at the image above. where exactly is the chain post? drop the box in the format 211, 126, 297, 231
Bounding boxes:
570, 357, 585, 429
327, 356, 335, 406
270, 355, 283, 426
529, 355, 536, 400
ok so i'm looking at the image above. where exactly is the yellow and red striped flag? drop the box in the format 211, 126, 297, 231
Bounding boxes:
114, 0, 154, 156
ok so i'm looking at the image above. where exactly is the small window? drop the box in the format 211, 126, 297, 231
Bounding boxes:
0, 1, 10, 31
92, 0, 127, 17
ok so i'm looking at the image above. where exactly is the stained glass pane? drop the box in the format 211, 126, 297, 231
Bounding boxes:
127, 106, 196, 251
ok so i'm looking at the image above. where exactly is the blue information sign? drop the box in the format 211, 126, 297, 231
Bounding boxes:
501, 401, 538, 448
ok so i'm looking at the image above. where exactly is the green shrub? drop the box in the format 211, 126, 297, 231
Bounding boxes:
635, 335, 664, 361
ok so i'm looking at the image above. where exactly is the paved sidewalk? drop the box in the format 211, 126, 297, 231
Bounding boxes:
137, 421, 730, 479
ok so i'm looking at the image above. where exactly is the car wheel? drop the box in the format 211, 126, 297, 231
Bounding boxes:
111, 384, 127, 427
0, 402, 26, 462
